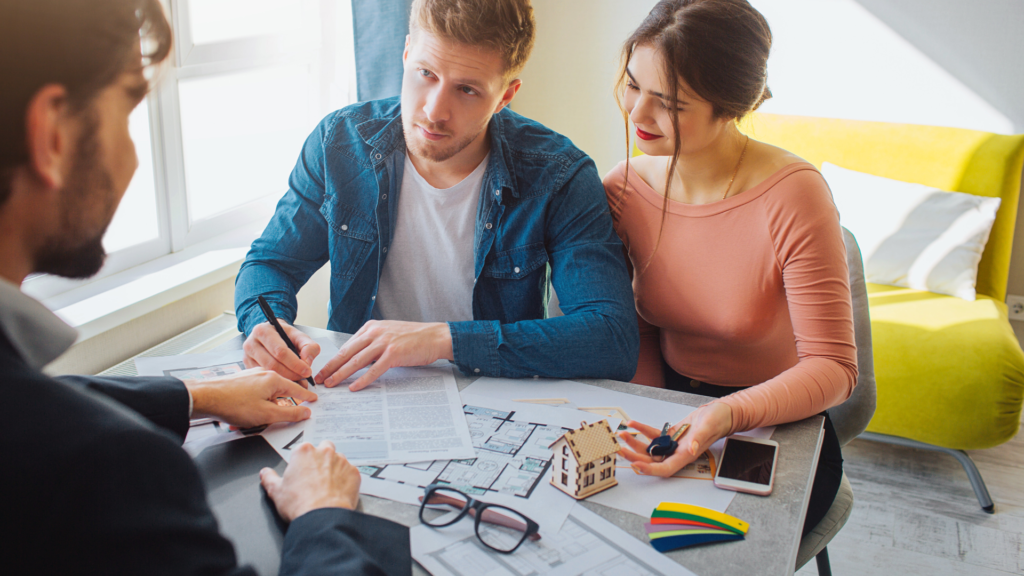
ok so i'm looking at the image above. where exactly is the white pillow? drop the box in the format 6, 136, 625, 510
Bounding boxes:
821, 162, 1000, 301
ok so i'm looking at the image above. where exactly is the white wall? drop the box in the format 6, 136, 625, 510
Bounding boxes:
753, 0, 1013, 133
855, 0, 1024, 131
511, 1, 655, 177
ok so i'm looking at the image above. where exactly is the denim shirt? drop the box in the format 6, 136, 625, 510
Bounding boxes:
235, 97, 638, 381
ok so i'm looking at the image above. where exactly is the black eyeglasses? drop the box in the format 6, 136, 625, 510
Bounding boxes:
418, 484, 541, 553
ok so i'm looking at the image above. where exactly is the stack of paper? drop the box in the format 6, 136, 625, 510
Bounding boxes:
646, 502, 748, 552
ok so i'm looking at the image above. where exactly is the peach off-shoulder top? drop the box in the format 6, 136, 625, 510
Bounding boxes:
603, 160, 858, 434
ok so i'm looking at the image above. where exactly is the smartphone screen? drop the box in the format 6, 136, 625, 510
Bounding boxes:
718, 438, 776, 486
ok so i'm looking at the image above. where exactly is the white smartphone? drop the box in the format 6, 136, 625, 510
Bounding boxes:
713, 436, 779, 496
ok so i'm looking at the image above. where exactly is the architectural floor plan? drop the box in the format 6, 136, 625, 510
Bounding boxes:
412, 504, 695, 576
356, 393, 615, 531
360, 403, 570, 500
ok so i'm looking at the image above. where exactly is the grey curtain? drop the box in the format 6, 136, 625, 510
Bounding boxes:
352, 0, 414, 102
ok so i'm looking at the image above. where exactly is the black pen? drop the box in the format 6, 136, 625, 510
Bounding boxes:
256, 295, 316, 388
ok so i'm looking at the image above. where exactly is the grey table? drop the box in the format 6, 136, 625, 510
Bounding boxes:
209, 325, 824, 576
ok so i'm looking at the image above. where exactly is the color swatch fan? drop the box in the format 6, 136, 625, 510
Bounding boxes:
646, 502, 748, 552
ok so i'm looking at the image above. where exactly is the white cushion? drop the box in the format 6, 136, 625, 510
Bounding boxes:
822, 162, 1000, 301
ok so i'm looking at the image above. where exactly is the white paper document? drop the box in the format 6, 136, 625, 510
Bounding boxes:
260, 341, 475, 467
136, 338, 475, 468
462, 378, 775, 517
359, 394, 618, 535
135, 349, 249, 381
304, 364, 475, 465
412, 503, 695, 576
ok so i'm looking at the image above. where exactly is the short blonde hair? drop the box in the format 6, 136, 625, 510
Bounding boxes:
410, 0, 536, 83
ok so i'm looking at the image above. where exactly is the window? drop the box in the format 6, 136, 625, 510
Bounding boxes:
561, 472, 568, 486
25, 0, 355, 304
563, 445, 569, 457
583, 474, 594, 487
601, 455, 612, 465
561, 457, 567, 471
584, 462, 595, 471
599, 468, 611, 481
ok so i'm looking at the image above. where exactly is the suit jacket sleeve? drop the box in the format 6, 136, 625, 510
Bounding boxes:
72, 425, 412, 575
281, 508, 412, 576
66, 426, 256, 575
56, 374, 190, 440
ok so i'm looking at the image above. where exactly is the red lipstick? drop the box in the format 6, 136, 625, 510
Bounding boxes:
636, 127, 663, 141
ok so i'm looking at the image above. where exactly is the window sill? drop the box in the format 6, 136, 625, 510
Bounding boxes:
47, 223, 265, 342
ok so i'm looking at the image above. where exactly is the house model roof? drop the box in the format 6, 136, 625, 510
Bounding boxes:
548, 420, 620, 464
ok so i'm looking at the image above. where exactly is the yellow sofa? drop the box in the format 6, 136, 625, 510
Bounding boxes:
739, 113, 1024, 512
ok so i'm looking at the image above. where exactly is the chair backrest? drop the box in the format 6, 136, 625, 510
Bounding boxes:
828, 227, 877, 446
738, 113, 1024, 302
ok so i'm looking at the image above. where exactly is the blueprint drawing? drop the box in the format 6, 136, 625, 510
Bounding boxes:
361, 403, 569, 500
357, 393, 616, 532
412, 504, 695, 576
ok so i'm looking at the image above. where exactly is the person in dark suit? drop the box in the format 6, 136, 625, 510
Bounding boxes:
0, 1, 410, 574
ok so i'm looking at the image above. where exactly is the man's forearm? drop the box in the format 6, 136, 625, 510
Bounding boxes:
448, 309, 639, 381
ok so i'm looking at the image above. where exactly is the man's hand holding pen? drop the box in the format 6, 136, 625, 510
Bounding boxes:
243, 319, 322, 386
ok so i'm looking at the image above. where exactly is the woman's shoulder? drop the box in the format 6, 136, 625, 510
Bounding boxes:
741, 142, 828, 200
603, 156, 661, 212
743, 140, 811, 185
603, 156, 662, 187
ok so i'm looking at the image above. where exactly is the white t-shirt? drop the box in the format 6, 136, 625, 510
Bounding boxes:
374, 152, 488, 323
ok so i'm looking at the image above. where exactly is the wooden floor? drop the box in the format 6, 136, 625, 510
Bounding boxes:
796, 414, 1024, 575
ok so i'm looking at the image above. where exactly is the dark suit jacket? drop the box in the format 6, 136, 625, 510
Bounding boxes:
2, 330, 410, 575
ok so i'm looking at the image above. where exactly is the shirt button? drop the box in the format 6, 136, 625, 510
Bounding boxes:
689, 379, 700, 388
494, 189, 500, 197
474, 368, 481, 373
382, 194, 388, 199
375, 153, 382, 160
485, 223, 492, 230
383, 247, 388, 253
341, 224, 348, 231
372, 295, 376, 300
514, 266, 521, 273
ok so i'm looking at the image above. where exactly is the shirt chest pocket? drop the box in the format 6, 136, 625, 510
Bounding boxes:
321, 197, 377, 280
482, 243, 548, 280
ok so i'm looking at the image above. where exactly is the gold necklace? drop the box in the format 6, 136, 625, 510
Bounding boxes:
722, 135, 750, 200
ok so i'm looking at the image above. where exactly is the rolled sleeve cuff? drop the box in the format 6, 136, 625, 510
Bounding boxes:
448, 320, 500, 377
236, 302, 263, 337
236, 298, 296, 337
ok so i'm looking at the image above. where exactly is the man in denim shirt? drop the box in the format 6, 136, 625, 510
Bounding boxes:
236, 0, 638, 390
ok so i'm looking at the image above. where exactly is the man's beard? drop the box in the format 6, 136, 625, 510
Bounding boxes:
402, 118, 483, 163
34, 116, 116, 279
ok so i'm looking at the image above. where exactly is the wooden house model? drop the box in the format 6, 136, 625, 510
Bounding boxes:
548, 420, 621, 499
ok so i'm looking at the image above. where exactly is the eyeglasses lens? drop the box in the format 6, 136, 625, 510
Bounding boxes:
421, 488, 470, 527
475, 506, 531, 553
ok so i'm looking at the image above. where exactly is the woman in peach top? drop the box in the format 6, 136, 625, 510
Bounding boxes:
607, 0, 858, 535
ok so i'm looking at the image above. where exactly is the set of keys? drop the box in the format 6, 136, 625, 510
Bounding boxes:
645, 422, 690, 462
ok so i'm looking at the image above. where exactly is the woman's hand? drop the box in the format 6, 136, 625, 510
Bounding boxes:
617, 402, 734, 477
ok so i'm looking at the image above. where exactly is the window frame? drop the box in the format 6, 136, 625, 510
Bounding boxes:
27, 0, 355, 311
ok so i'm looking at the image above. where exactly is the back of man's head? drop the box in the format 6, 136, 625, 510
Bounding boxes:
0, 0, 171, 207
410, 0, 536, 83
